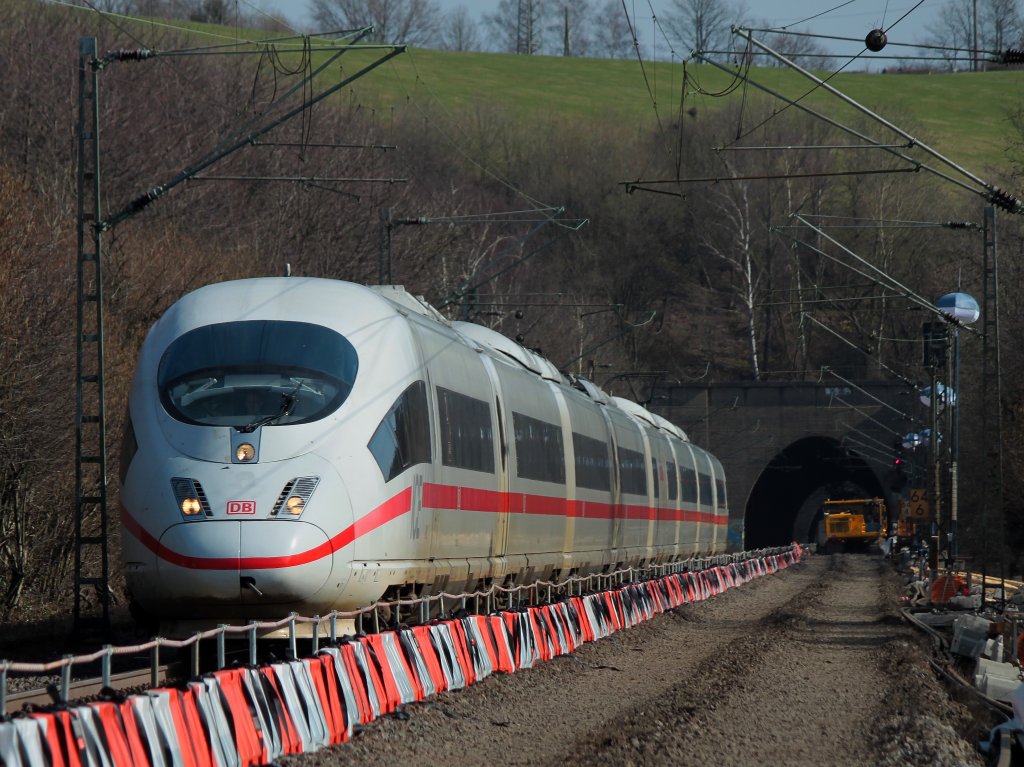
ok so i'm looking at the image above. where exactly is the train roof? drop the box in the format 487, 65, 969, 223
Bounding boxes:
160, 278, 688, 443
610, 397, 689, 442
368, 286, 686, 440
452, 321, 564, 384
368, 285, 449, 324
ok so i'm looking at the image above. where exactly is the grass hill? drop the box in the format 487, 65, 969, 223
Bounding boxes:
321, 45, 1023, 173
66, 6, 1024, 175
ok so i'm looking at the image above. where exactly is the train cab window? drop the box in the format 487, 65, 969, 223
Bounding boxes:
715, 478, 727, 508
573, 432, 611, 491
680, 465, 698, 503
158, 320, 358, 429
617, 447, 647, 496
513, 412, 565, 483
437, 387, 495, 473
666, 460, 678, 501
368, 381, 432, 482
651, 457, 660, 499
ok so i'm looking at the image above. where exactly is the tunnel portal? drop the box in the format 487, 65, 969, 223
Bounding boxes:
653, 381, 912, 552
744, 437, 885, 548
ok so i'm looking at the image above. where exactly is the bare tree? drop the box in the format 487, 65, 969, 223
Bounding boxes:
922, 0, 1023, 70
592, 0, 637, 59
984, 0, 1023, 54
189, 0, 231, 24
486, 0, 547, 54
667, 0, 746, 59
752, 25, 833, 71
309, 0, 442, 45
439, 5, 481, 51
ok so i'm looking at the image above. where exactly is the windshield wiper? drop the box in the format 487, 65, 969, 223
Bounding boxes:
289, 377, 322, 396
237, 386, 299, 433
180, 377, 218, 406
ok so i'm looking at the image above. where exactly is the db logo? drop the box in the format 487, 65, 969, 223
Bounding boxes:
227, 500, 256, 515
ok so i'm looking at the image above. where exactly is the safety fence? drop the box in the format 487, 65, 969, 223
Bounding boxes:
0, 544, 805, 766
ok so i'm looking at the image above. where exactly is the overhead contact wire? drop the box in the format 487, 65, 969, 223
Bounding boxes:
774, 0, 859, 29
621, 0, 664, 133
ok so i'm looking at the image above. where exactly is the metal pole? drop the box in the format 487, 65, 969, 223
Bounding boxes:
980, 206, 1004, 592
950, 326, 960, 564
378, 207, 392, 284
74, 36, 110, 636
972, 0, 979, 73
929, 364, 942, 569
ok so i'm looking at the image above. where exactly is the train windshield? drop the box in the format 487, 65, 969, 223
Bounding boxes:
158, 320, 358, 428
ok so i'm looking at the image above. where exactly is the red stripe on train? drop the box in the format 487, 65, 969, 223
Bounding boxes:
122, 482, 725, 570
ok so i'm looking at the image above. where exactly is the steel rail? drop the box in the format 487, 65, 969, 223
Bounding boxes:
4, 661, 179, 715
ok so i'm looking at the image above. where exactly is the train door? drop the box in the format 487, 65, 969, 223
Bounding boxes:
646, 430, 668, 555
492, 361, 567, 558
649, 431, 678, 559
413, 323, 501, 569
692, 447, 716, 554
663, 437, 685, 558
561, 386, 615, 565
676, 442, 700, 555
478, 354, 511, 561
709, 454, 729, 553
607, 408, 647, 556
548, 383, 577, 566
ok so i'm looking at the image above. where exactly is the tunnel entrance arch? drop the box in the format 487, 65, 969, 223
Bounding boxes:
744, 436, 886, 548
652, 381, 913, 551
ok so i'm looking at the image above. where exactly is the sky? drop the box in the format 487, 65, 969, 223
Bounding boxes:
254, 0, 946, 70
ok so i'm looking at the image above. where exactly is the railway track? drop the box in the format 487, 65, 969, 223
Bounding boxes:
272, 554, 988, 767
3, 662, 177, 714
0, 628, 277, 716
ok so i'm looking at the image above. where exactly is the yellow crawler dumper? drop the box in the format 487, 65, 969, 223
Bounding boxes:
819, 497, 887, 553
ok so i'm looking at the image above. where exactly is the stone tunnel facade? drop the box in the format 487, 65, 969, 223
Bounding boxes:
651, 381, 915, 551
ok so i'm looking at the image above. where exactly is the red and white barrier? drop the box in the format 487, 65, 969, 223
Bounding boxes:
0, 546, 805, 766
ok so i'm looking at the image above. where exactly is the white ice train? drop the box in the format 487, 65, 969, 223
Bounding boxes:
119, 278, 729, 633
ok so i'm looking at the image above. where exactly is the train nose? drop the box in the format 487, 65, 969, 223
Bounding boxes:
154, 519, 333, 611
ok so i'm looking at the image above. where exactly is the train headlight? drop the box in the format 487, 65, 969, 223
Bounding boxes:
236, 443, 256, 462
171, 477, 210, 519
272, 476, 319, 518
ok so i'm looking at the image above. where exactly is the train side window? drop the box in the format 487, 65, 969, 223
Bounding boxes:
699, 472, 713, 505
651, 457, 660, 499
573, 432, 611, 491
512, 412, 565, 483
666, 460, 678, 501
367, 381, 432, 482
715, 478, 727, 507
617, 446, 647, 496
680, 465, 698, 503
437, 386, 495, 473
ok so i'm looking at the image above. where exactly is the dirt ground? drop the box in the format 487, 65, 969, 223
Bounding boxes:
282, 554, 993, 767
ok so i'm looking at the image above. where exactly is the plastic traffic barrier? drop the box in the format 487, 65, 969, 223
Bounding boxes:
0, 546, 805, 767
